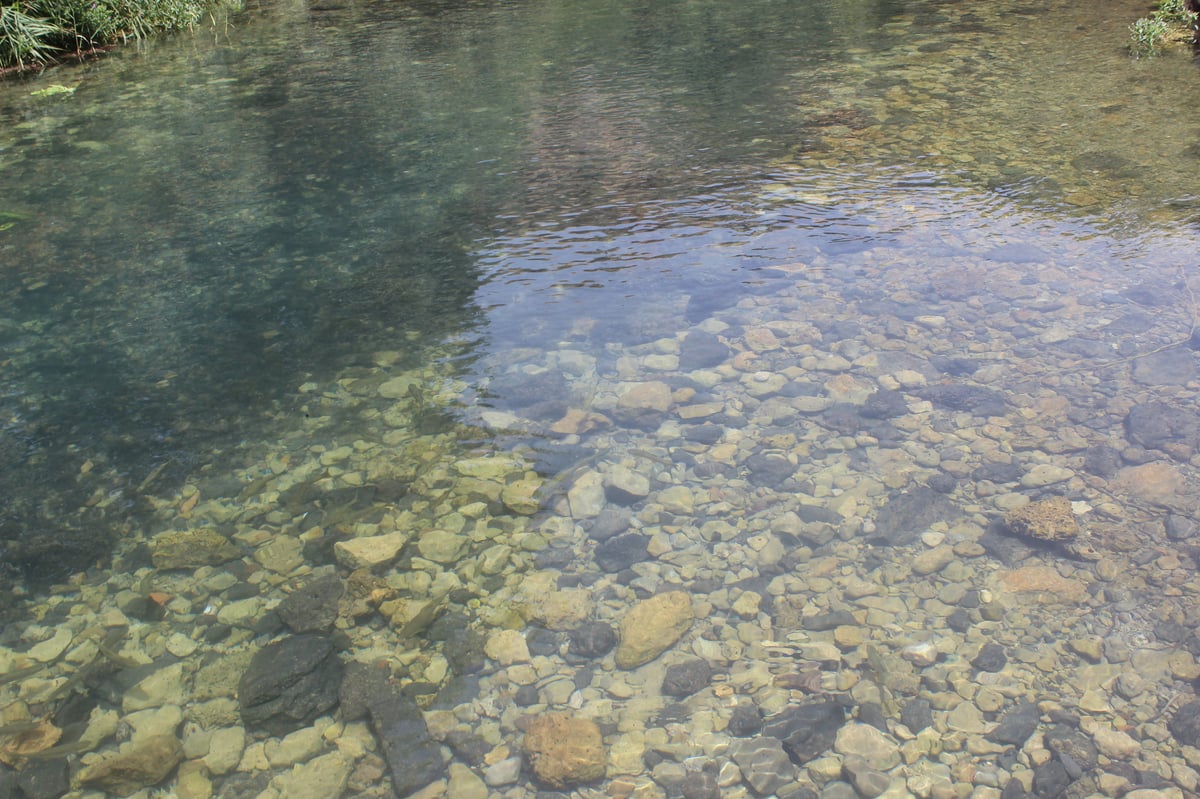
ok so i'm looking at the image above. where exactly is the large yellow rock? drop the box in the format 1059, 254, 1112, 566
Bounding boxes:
615, 590, 694, 669
523, 714, 606, 788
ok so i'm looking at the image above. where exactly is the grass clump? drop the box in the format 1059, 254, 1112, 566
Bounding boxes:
1130, 0, 1199, 56
0, 0, 233, 73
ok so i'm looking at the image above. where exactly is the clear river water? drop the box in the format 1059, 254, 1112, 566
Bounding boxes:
2, 0, 1200, 797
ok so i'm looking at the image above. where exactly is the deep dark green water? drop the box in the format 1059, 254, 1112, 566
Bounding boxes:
0, 0, 1197, 586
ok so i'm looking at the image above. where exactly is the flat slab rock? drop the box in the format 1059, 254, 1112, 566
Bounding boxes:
238, 633, 343, 736
870, 486, 961, 547
370, 692, 446, 796
522, 713, 606, 789
761, 699, 847, 765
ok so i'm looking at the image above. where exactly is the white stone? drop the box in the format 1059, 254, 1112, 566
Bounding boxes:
268, 752, 352, 799
485, 630, 531, 665
205, 726, 246, 775
125, 704, 184, 743
1092, 727, 1142, 759
124, 663, 187, 712
265, 726, 324, 767
417, 530, 467, 563
448, 763, 489, 799
1020, 464, 1073, 488
27, 628, 74, 663
568, 471, 606, 518
334, 532, 410, 569
484, 757, 522, 786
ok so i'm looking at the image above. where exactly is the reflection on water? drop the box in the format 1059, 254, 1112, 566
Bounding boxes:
1, 0, 1200, 796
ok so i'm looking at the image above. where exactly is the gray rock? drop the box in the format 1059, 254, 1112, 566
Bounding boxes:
973, 462, 1023, 485
972, 642, 1007, 672
728, 702, 763, 737
1082, 445, 1123, 478
871, 486, 960, 547
1166, 512, 1200, 541
987, 700, 1041, 746
679, 331, 730, 370
1125, 401, 1199, 458
682, 767, 721, 799
238, 634, 343, 735
1032, 759, 1070, 799
370, 691, 446, 796
588, 507, 632, 541
605, 465, 651, 505
743, 451, 796, 488
1171, 700, 1200, 747
569, 622, 617, 659
860, 389, 909, 419
762, 700, 846, 765
277, 574, 344, 633
918, 384, 1007, 416
662, 659, 712, 697
16, 758, 68, 799
428, 612, 488, 675
802, 610, 858, 632
594, 533, 650, 573
1132, 348, 1196, 386
339, 660, 393, 721
900, 698, 933, 732
1044, 725, 1097, 774
834, 723, 899, 770
732, 737, 795, 796
842, 756, 890, 798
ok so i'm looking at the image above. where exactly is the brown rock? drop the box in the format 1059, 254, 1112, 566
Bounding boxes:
615, 590, 694, 669
1111, 462, 1189, 509
78, 735, 183, 795
1003, 496, 1078, 542
998, 566, 1088, 604
613, 381, 672, 429
150, 528, 241, 570
523, 714, 606, 788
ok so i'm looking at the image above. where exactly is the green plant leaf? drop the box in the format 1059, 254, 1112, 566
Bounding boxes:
29, 84, 74, 97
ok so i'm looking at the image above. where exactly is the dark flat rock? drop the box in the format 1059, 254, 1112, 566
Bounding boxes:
987, 700, 1039, 746
972, 642, 1008, 673
679, 330, 730, 370
870, 486, 960, 547
277, 574, 344, 633
662, 659, 712, 697
918, 384, 1007, 416
594, 533, 650, 573
1132, 348, 1197, 387
370, 691, 445, 796
569, 622, 617, 659
762, 700, 846, 765
900, 698, 933, 733
1125, 401, 1200, 458
1170, 700, 1200, 747
801, 610, 857, 632
339, 660, 392, 721
239, 634, 343, 736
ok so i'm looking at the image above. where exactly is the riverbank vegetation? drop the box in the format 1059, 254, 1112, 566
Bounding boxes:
0, 0, 240, 74
1129, 0, 1198, 56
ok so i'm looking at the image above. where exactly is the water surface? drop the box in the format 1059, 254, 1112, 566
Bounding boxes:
1, 0, 1199, 794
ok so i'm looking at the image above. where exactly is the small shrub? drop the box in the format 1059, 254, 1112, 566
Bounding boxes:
2, 0, 229, 71
0, 3, 62, 70
1130, 0, 1198, 56
1130, 15, 1170, 56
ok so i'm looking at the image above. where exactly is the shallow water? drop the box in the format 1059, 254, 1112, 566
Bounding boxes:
2, 0, 1200, 796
